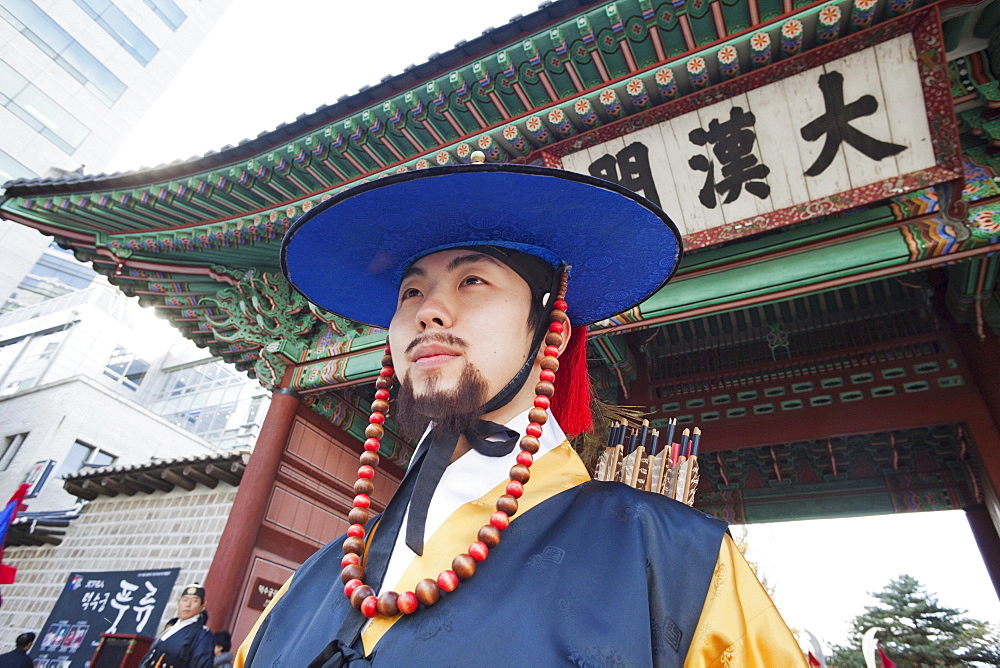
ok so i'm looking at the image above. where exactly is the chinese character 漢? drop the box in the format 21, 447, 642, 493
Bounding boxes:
800, 70, 906, 176
588, 142, 661, 207
688, 106, 770, 209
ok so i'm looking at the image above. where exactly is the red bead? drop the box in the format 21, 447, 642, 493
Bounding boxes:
379, 366, 394, 377
534, 395, 550, 409
516, 451, 533, 467
354, 494, 371, 508
383, 344, 391, 354
548, 321, 564, 333
360, 595, 379, 618
364, 438, 381, 451
525, 423, 543, 438
437, 570, 459, 592
539, 369, 556, 383
544, 345, 560, 358
490, 511, 510, 530
375, 388, 390, 401
553, 299, 568, 311
341, 553, 361, 568
358, 465, 375, 479
506, 481, 524, 498
347, 524, 365, 538
344, 579, 363, 598
397, 591, 418, 614
369, 412, 385, 425
468, 541, 489, 562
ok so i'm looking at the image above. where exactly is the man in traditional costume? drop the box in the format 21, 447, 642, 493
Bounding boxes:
237, 160, 807, 667
141, 584, 215, 668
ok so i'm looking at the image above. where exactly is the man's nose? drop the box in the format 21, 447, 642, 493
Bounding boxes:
414, 288, 454, 330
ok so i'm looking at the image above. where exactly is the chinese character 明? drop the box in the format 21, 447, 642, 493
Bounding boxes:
588, 142, 661, 207
688, 106, 770, 209
800, 70, 906, 176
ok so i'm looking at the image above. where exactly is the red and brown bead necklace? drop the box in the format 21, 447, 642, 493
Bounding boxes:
339, 274, 570, 620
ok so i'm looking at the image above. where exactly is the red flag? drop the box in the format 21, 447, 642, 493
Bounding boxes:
878, 646, 897, 668
807, 651, 822, 667
0, 483, 30, 586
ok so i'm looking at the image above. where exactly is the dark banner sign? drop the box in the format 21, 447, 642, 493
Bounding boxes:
247, 577, 282, 612
30, 568, 180, 668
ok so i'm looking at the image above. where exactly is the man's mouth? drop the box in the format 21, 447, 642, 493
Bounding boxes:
410, 343, 460, 369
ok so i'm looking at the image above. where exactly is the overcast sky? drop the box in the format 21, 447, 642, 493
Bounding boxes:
110, 0, 1000, 655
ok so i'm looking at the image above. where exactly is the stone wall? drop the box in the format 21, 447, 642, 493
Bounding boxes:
0, 483, 237, 648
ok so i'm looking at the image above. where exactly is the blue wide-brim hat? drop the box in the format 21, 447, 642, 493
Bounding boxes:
281, 163, 682, 328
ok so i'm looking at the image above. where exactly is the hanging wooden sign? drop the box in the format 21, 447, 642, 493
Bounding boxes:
544, 7, 960, 250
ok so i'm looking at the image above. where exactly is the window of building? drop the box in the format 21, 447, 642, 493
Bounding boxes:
0, 0, 127, 105
0, 433, 28, 471
71, 0, 158, 65
142, 0, 185, 30
0, 59, 90, 153
103, 345, 149, 391
56, 440, 116, 478
0, 147, 37, 183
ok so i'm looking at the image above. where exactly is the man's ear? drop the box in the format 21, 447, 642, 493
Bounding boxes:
537, 312, 572, 361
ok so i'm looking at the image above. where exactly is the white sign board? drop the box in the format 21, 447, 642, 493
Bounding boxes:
561, 35, 935, 238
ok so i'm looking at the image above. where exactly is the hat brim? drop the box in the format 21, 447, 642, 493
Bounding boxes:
281, 164, 682, 328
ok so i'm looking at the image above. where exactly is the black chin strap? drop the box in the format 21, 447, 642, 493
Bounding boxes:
403, 263, 563, 555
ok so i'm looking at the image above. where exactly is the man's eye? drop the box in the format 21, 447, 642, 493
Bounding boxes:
400, 287, 422, 300
462, 276, 485, 285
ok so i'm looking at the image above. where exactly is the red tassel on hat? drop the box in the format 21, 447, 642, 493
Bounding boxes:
550, 326, 593, 436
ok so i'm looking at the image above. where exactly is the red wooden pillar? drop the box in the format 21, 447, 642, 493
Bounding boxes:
204, 388, 300, 631
965, 504, 1000, 599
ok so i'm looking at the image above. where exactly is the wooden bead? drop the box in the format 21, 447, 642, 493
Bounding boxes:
375, 376, 393, 390
415, 578, 440, 606
348, 508, 369, 525
397, 591, 418, 614
341, 564, 365, 584
545, 332, 563, 347
528, 408, 548, 425
478, 524, 501, 548
535, 381, 555, 397
350, 584, 374, 610
540, 356, 559, 371
519, 436, 540, 453
343, 537, 365, 555
360, 451, 379, 467
381, 354, 394, 368
354, 479, 374, 495
509, 464, 530, 483
452, 554, 477, 579
371, 399, 390, 414
365, 424, 384, 439
377, 591, 400, 617
496, 494, 519, 516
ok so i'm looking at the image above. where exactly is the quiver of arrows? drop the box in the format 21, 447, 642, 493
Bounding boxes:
594, 418, 701, 507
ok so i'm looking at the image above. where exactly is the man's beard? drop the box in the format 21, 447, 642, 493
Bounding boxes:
393, 363, 490, 438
